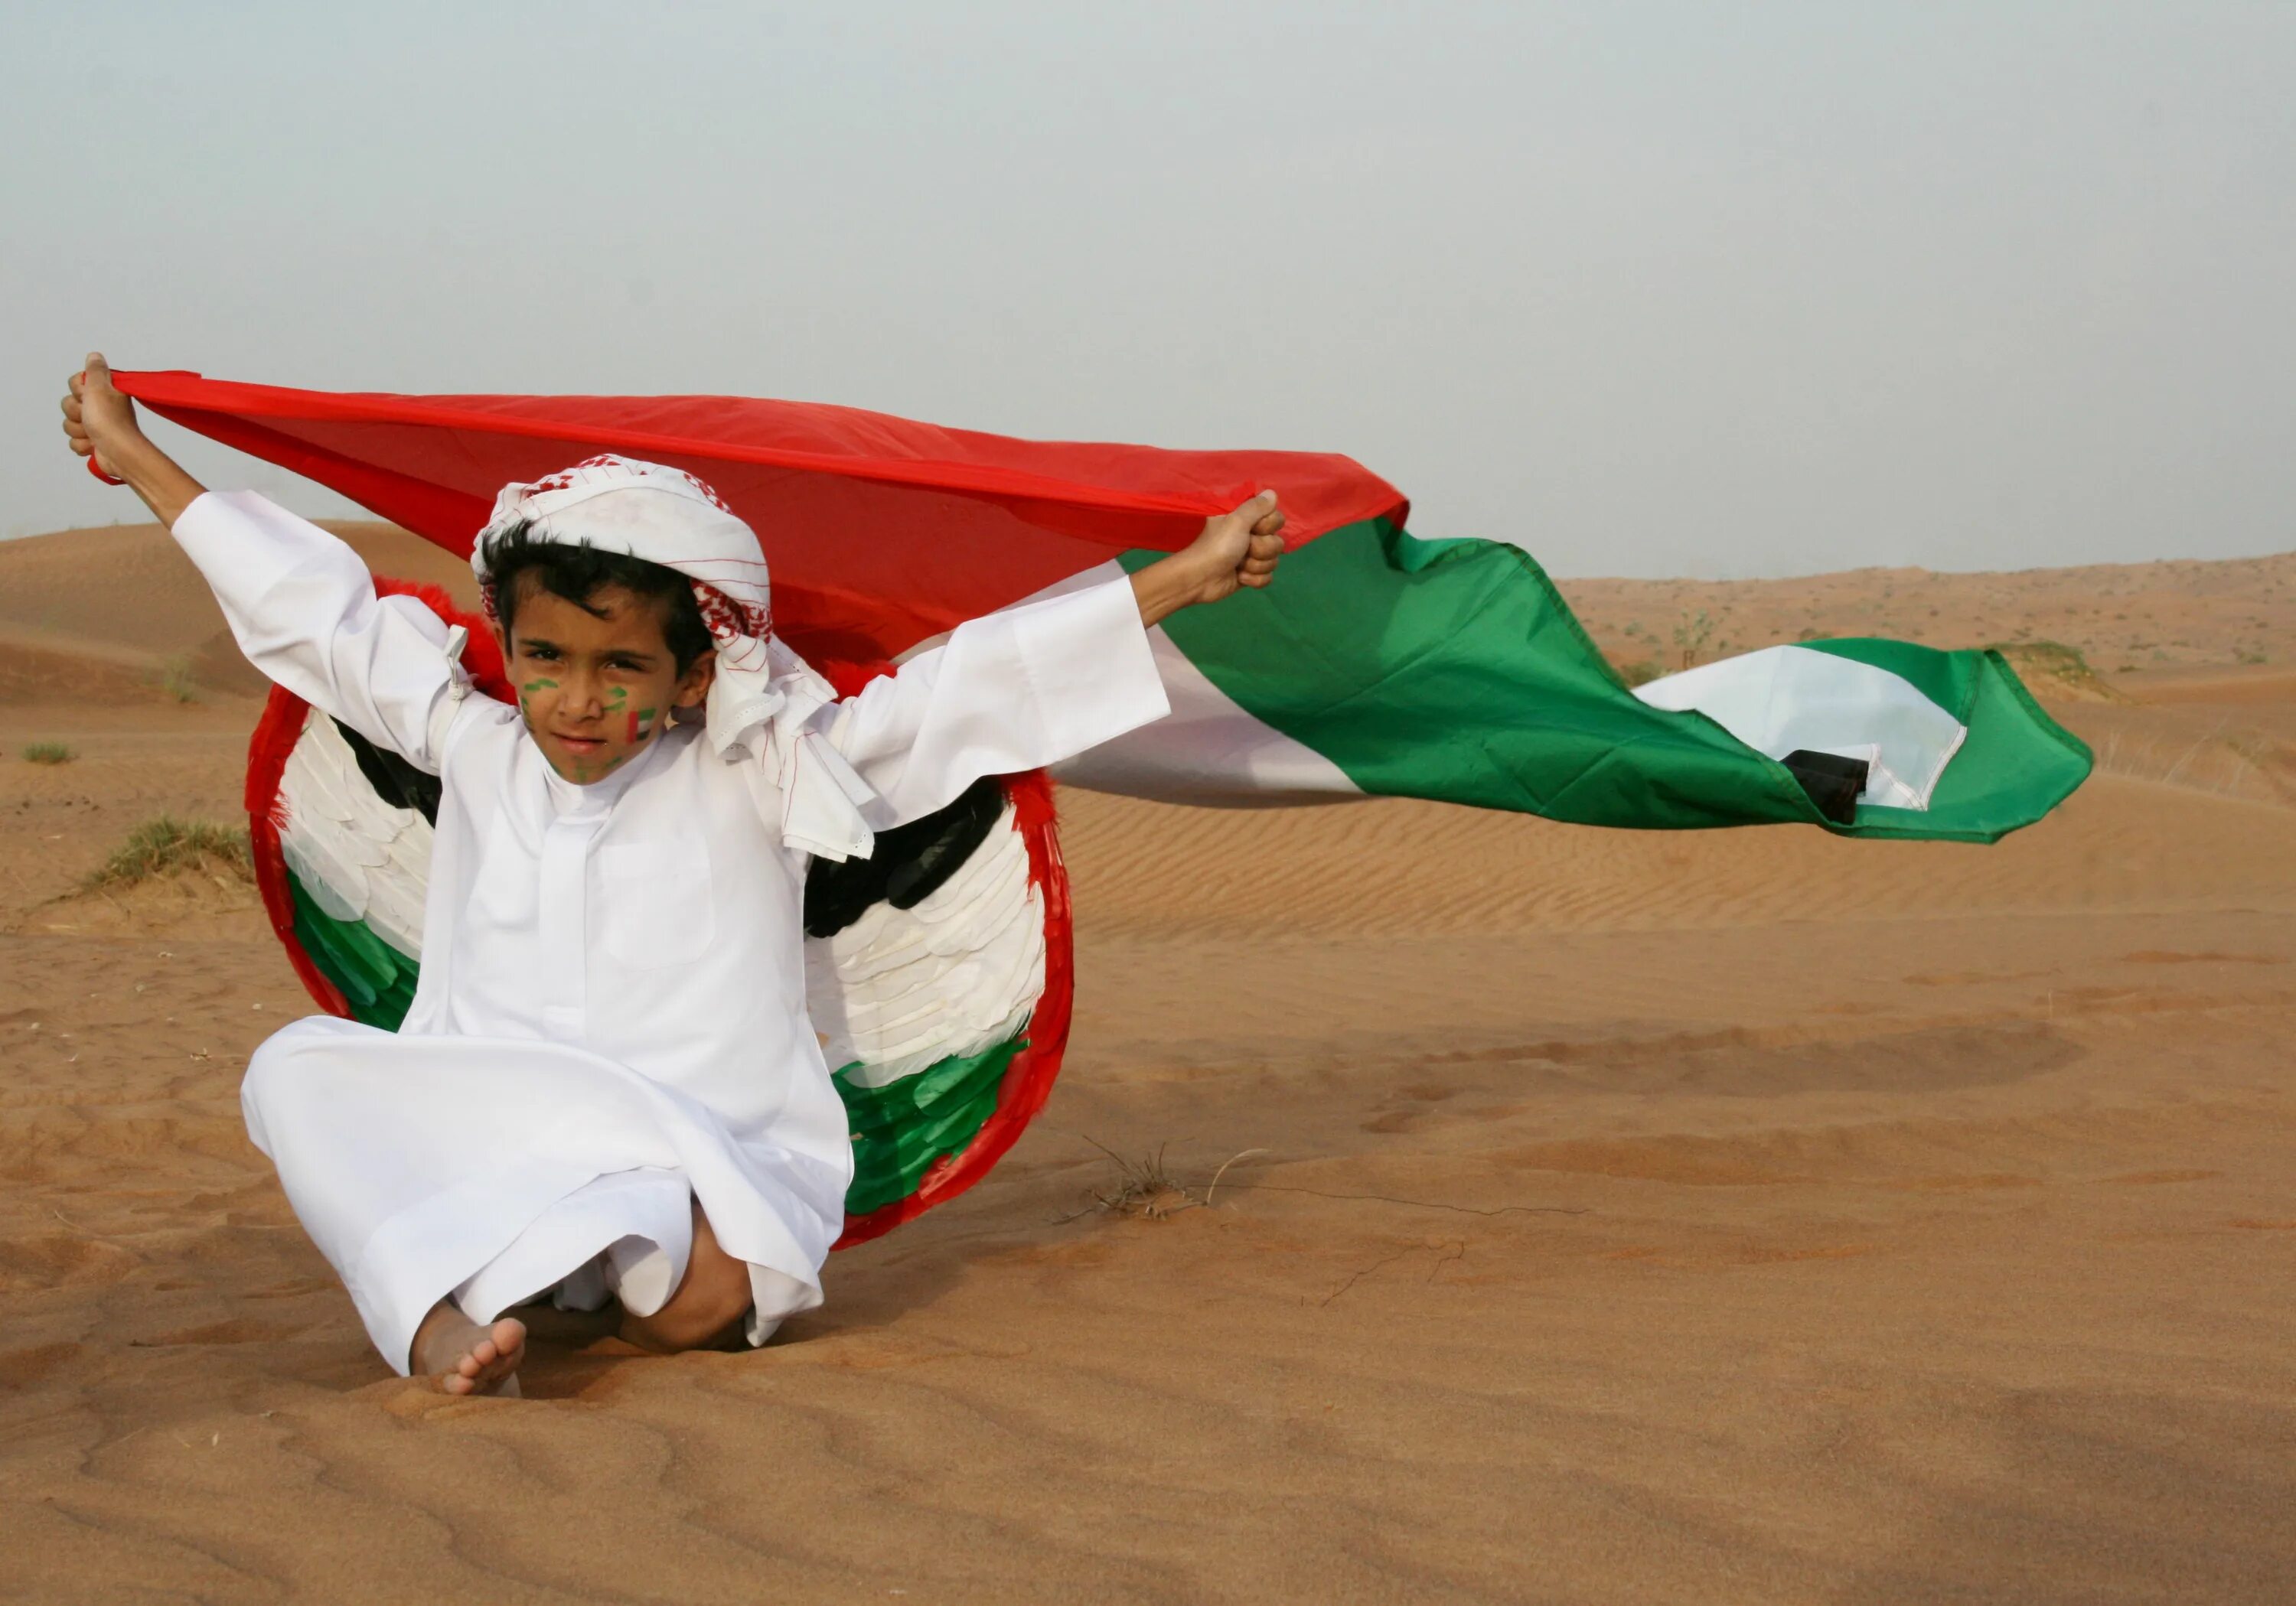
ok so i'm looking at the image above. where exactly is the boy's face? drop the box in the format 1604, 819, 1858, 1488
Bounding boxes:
499, 582, 715, 784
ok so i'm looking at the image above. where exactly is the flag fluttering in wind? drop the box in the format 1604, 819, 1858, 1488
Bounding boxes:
119, 369, 2089, 842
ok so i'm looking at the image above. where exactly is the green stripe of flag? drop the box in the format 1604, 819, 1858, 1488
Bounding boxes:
1801, 638, 2092, 841
1124, 521, 2089, 842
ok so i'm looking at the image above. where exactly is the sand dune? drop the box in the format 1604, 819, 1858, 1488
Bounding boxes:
0, 520, 473, 702
1565, 550, 2296, 679
2, 523, 2293, 1602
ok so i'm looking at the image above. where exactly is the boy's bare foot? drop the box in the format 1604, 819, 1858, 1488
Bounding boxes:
411, 1301, 526, 1396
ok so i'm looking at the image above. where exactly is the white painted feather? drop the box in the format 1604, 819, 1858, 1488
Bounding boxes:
276, 710, 435, 959
807, 803, 1048, 1085
823, 825, 1030, 976
831, 894, 1040, 1026
832, 937, 1042, 1073
825, 832, 1032, 980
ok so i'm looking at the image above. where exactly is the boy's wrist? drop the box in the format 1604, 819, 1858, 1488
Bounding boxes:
101, 430, 209, 529
1130, 552, 1212, 629
95, 425, 158, 478
1158, 549, 1218, 604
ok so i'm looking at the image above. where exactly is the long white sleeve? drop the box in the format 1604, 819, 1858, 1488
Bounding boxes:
823, 575, 1169, 828
171, 491, 461, 770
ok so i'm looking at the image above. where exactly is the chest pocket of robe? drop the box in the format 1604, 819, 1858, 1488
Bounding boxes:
595, 839, 717, 967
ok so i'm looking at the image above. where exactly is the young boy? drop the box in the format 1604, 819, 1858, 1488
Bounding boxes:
62, 354, 1284, 1396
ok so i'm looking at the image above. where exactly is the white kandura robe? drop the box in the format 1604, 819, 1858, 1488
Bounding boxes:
174, 491, 1169, 1371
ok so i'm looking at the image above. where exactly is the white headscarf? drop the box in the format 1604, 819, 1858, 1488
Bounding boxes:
471, 454, 878, 862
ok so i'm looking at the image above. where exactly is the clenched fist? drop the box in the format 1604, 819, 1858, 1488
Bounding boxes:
59, 353, 207, 527
1128, 490, 1287, 627
60, 353, 144, 478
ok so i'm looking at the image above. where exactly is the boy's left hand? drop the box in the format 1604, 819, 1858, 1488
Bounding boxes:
1129, 491, 1287, 627
1188, 490, 1287, 604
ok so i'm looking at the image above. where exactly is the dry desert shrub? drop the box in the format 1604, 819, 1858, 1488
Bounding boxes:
83, 816, 253, 892
1991, 640, 2131, 704
158, 654, 199, 704
21, 741, 74, 764
1671, 608, 1715, 669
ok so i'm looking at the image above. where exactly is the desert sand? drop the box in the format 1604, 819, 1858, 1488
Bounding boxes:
2, 522, 2293, 1603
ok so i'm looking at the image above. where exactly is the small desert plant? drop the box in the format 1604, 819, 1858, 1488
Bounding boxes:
82, 816, 252, 892
1991, 640, 2129, 703
1671, 609, 1714, 669
22, 741, 74, 764
158, 655, 199, 704
1074, 1142, 1202, 1220
1616, 657, 1666, 688
1058, 1141, 1269, 1223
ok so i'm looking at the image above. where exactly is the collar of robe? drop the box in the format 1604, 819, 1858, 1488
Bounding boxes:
538, 717, 674, 818
704, 630, 879, 865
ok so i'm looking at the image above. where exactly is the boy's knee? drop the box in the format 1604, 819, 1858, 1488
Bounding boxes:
239, 1034, 304, 1148
628, 1249, 752, 1354
680, 1253, 755, 1345
240, 1022, 329, 1103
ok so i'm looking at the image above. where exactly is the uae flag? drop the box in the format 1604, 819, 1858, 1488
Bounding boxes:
116, 369, 2089, 842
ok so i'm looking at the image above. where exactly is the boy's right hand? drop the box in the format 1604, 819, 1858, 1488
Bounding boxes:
62, 352, 144, 478
60, 353, 209, 528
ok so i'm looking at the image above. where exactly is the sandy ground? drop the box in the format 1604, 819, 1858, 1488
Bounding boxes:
2, 524, 2293, 1604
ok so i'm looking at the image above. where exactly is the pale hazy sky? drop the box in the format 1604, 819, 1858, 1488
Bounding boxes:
4, 2, 2291, 576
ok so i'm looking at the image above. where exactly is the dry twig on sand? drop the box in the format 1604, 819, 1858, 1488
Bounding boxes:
1058, 1141, 1590, 1227
1056, 1140, 1273, 1223
1062, 1139, 1202, 1222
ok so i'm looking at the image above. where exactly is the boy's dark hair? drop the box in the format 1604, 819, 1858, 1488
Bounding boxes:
481, 520, 713, 671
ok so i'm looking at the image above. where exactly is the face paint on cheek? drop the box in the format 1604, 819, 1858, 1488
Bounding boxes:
518, 679, 556, 723
627, 706, 657, 743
